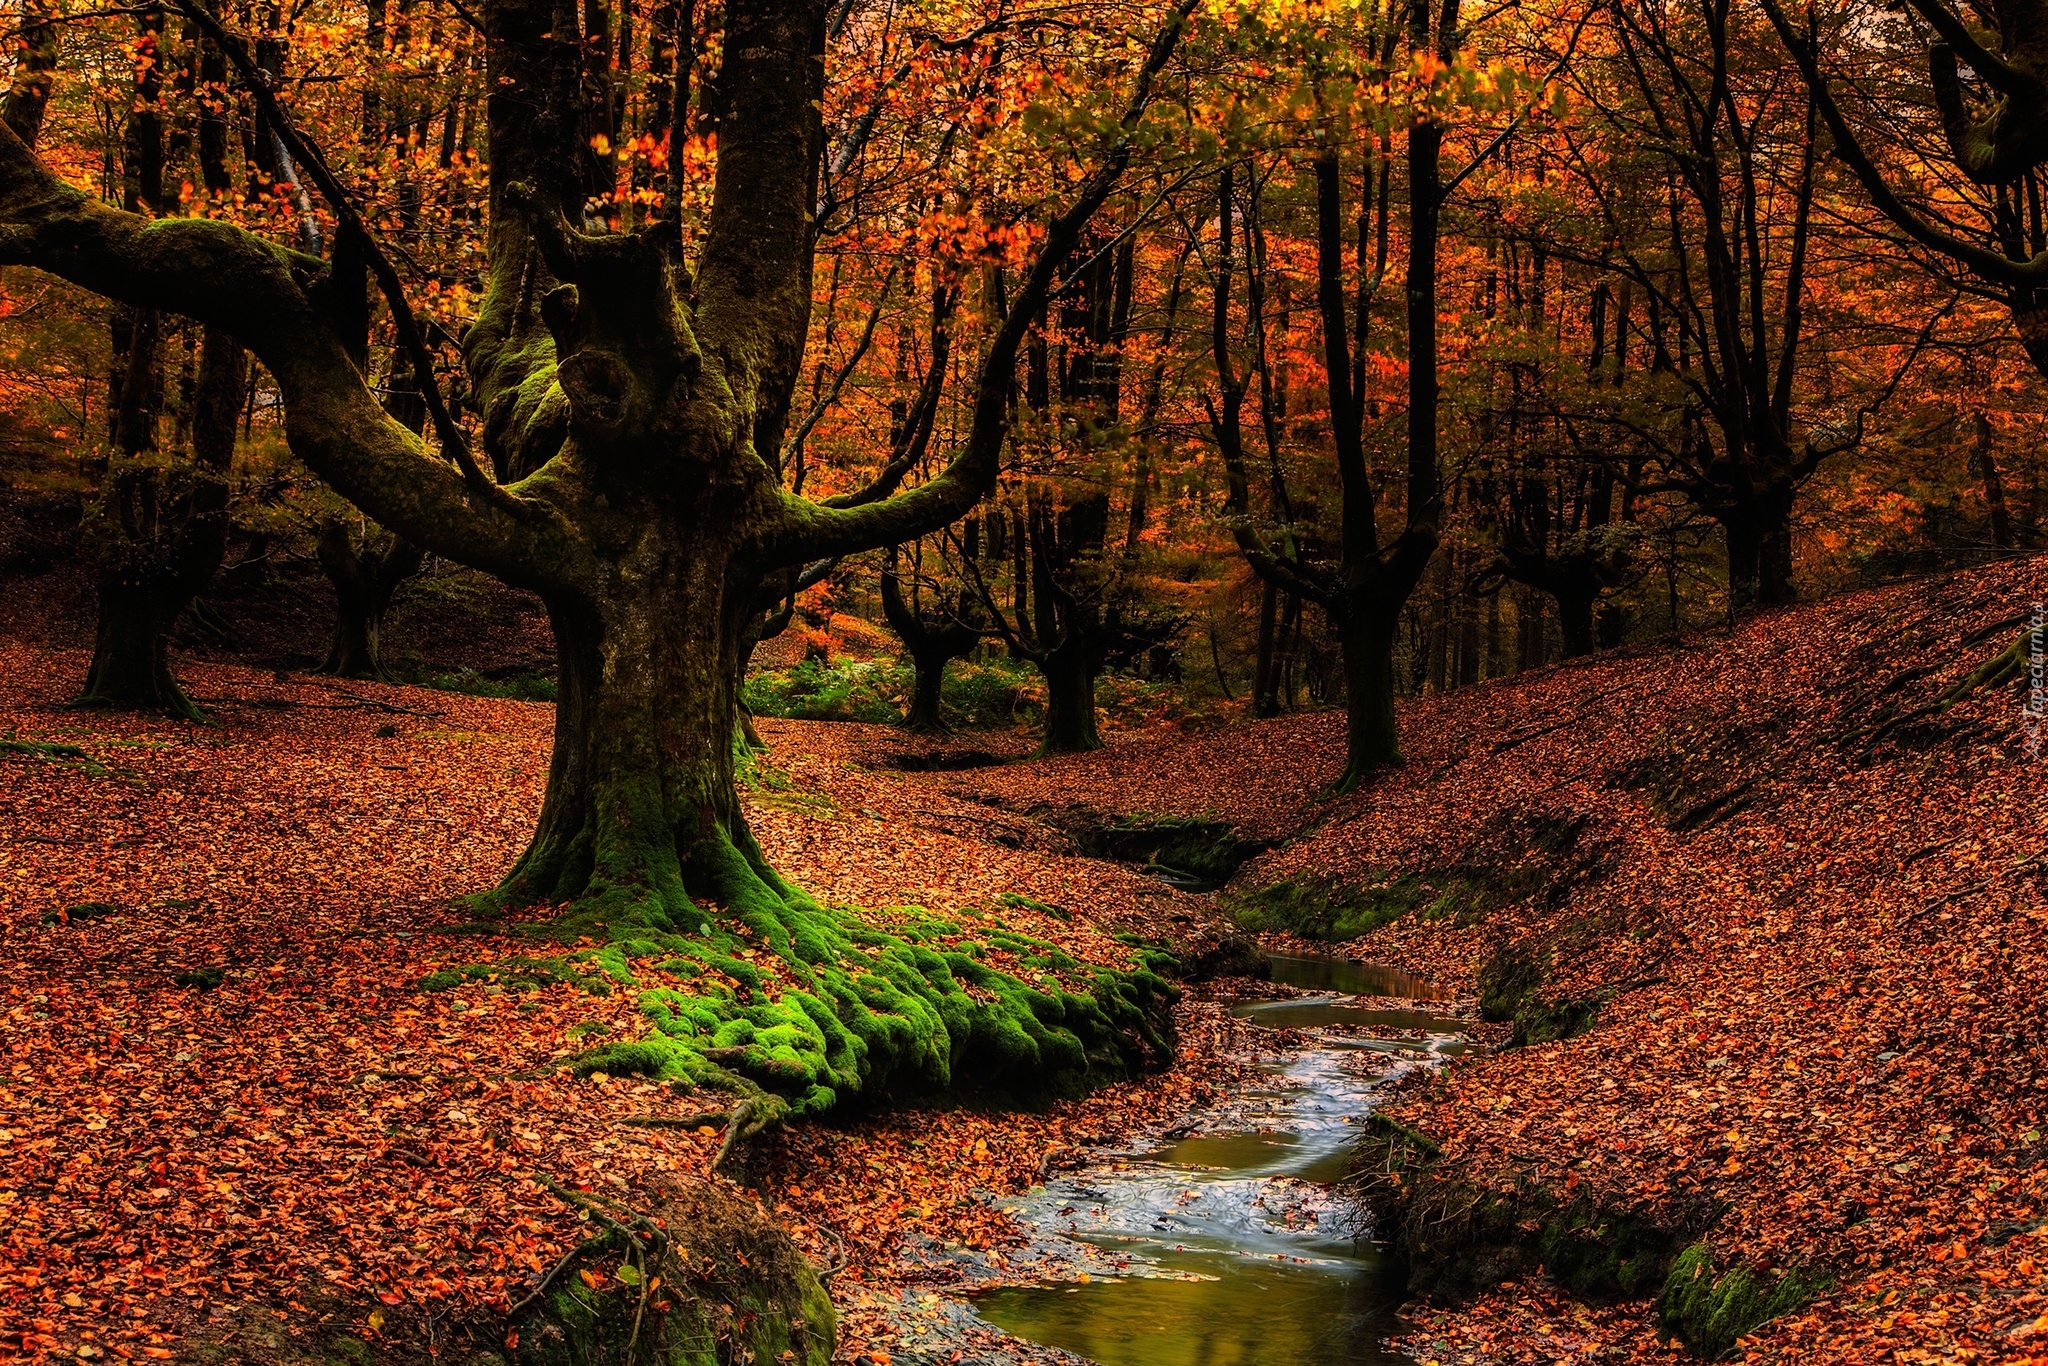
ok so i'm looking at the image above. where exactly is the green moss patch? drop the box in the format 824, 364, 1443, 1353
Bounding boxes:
2, 737, 88, 759
512, 1181, 833, 1366
173, 966, 226, 990
1233, 813, 1610, 944
1659, 1243, 1827, 1359
2, 736, 111, 777
41, 900, 121, 925
418, 956, 579, 994
1230, 872, 1431, 940
446, 868, 1175, 1125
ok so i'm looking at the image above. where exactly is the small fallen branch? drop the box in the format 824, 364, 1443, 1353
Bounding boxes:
506, 1234, 607, 1320
1366, 1112, 1443, 1159
618, 1110, 731, 1131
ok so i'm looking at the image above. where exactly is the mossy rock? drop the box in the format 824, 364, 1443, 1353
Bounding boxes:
170, 1180, 833, 1365
516, 1180, 833, 1366
1229, 873, 1431, 941
1658, 1243, 1826, 1359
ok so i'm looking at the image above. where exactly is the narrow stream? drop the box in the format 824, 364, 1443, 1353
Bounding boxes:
970, 954, 1468, 1366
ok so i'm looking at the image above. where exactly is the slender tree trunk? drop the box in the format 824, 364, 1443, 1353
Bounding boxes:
1455, 556, 1481, 687
1975, 411, 2017, 549
1039, 642, 1100, 754
1518, 585, 1545, 670
1252, 578, 1279, 717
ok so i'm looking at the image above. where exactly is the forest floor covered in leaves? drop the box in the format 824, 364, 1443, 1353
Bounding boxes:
1, 555, 2042, 1365
948, 557, 2048, 1365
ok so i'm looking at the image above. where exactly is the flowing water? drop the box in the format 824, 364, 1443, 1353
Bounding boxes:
970, 954, 1469, 1366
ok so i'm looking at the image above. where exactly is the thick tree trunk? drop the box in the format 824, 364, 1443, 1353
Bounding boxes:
1335, 599, 1401, 788
1039, 643, 1101, 754
323, 603, 384, 680
80, 325, 242, 718
1724, 485, 1798, 610
493, 536, 770, 928
317, 522, 426, 679
1761, 523, 1796, 604
80, 578, 191, 714
905, 650, 949, 733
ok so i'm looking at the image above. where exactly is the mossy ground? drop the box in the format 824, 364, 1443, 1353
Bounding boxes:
436, 824, 1177, 1130
1232, 813, 1604, 944
1658, 1243, 1827, 1359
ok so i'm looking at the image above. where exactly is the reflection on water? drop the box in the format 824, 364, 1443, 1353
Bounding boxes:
974, 1248, 1410, 1366
1263, 953, 1443, 1000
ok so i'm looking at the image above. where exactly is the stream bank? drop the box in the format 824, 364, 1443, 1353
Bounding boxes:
849, 954, 1476, 1366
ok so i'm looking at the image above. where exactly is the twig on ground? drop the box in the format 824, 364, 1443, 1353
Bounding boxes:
506, 1236, 606, 1320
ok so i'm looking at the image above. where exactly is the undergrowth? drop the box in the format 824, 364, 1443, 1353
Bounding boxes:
743, 655, 1040, 729
394, 663, 560, 702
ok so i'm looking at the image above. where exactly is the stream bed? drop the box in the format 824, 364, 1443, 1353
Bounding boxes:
966, 954, 1470, 1366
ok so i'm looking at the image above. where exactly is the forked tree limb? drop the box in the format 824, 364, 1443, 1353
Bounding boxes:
1760, 0, 2048, 289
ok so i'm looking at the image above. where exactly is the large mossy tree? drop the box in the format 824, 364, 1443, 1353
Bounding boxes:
0, 0, 1193, 1113
0, 0, 1178, 912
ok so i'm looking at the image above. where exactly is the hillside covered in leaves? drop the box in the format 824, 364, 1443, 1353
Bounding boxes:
0, 556, 2037, 1364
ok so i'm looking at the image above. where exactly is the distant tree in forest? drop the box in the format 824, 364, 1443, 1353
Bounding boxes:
1765, 0, 2048, 552
880, 535, 984, 733
1207, 0, 1475, 784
